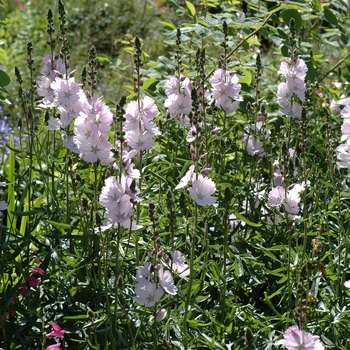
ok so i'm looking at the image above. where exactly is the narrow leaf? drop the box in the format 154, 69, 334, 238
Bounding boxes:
233, 212, 262, 227
185, 1, 196, 17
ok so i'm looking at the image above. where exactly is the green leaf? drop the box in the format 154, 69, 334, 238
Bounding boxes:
0, 69, 11, 87
281, 9, 303, 32
46, 220, 72, 229
267, 4, 309, 15
233, 212, 262, 227
160, 20, 176, 31
97, 55, 111, 66
246, 36, 260, 46
311, 0, 323, 12
165, 0, 181, 9
323, 6, 338, 27
143, 78, 158, 91
239, 69, 252, 85
185, 1, 196, 17
12, 209, 40, 217
194, 24, 212, 39
0, 47, 7, 60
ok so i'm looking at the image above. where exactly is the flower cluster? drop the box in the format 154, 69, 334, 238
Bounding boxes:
45, 322, 66, 350
133, 260, 177, 307
336, 104, 350, 169
242, 119, 269, 157
277, 58, 307, 119
124, 96, 161, 154
209, 68, 242, 114
0, 115, 19, 154
74, 96, 114, 163
268, 182, 308, 217
19, 265, 45, 297
283, 325, 324, 350
99, 172, 140, 230
164, 75, 192, 127
175, 165, 216, 206
38, 54, 114, 164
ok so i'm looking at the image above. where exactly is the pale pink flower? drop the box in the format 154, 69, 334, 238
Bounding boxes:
344, 280, 350, 288
136, 262, 152, 286
278, 58, 308, 80
210, 68, 242, 114
170, 251, 189, 277
188, 174, 216, 206
78, 134, 113, 163
287, 77, 306, 102
99, 176, 125, 211
175, 165, 195, 190
245, 137, 266, 157
277, 82, 293, 104
273, 169, 283, 187
336, 140, 350, 169
51, 77, 84, 107
37, 76, 55, 105
341, 119, 350, 141
126, 129, 155, 150
267, 186, 285, 207
156, 308, 167, 322
280, 101, 303, 119
134, 281, 164, 307
284, 193, 300, 215
0, 200, 7, 211
40, 54, 65, 80
106, 194, 134, 224
158, 265, 177, 295
284, 325, 324, 350
186, 125, 198, 143
165, 92, 192, 116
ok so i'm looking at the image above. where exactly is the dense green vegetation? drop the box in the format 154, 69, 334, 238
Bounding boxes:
1, 0, 350, 349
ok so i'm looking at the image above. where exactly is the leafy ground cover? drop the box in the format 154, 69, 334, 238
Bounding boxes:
1, 0, 350, 349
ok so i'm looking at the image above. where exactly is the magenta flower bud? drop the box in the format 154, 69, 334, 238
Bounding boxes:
54, 70, 63, 78
69, 69, 77, 78
85, 90, 92, 99
257, 115, 265, 122
191, 153, 197, 161
157, 249, 164, 258
315, 89, 323, 98
211, 127, 221, 134
200, 153, 208, 160
190, 145, 195, 152
31, 267, 45, 275
201, 167, 211, 175
156, 308, 167, 322
154, 263, 161, 271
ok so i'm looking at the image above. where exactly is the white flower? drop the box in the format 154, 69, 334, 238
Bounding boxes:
170, 251, 189, 277
99, 176, 125, 211
175, 165, 195, 189
136, 262, 152, 286
134, 281, 164, 307
188, 174, 216, 206
158, 265, 177, 295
